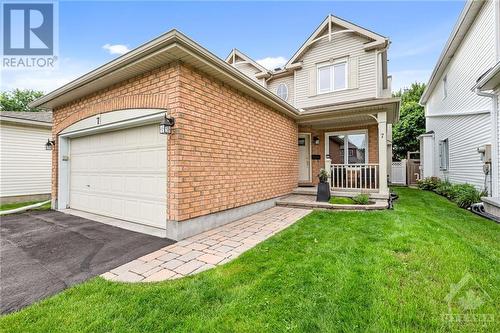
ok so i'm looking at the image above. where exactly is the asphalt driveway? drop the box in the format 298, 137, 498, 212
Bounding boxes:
0, 210, 175, 314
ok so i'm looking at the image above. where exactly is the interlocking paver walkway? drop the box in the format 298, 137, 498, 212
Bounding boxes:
102, 206, 311, 282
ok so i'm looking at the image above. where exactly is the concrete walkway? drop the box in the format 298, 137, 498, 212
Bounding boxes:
102, 207, 311, 282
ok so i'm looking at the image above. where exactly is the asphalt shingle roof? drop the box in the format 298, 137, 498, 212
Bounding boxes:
0, 111, 52, 123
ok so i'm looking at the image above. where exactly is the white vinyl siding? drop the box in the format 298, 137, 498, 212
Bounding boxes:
426, 0, 496, 115
233, 62, 262, 83
294, 33, 377, 109
0, 123, 52, 197
424, 0, 496, 191
427, 113, 490, 189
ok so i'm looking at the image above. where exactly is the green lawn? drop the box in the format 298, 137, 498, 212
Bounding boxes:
0, 200, 51, 211
1, 188, 499, 332
328, 196, 355, 204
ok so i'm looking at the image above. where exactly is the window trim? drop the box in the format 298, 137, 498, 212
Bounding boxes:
324, 129, 369, 165
317, 58, 348, 95
442, 75, 448, 100
439, 138, 449, 171
276, 83, 289, 101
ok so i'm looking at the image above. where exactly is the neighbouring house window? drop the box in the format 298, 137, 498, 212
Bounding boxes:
276, 83, 288, 101
327, 132, 367, 164
443, 75, 448, 99
439, 139, 449, 170
317, 59, 347, 94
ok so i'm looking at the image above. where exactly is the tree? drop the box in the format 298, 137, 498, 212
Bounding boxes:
392, 83, 426, 160
0, 89, 44, 112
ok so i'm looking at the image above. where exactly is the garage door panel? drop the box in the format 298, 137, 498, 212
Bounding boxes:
69, 124, 166, 229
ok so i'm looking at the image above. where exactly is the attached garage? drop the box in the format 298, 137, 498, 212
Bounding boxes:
57, 109, 168, 236
30, 31, 300, 240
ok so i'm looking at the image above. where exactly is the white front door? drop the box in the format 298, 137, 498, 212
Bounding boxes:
298, 134, 311, 182
69, 124, 167, 229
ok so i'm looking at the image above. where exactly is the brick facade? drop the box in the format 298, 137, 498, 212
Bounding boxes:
51, 62, 298, 223
298, 124, 379, 185
169, 65, 298, 221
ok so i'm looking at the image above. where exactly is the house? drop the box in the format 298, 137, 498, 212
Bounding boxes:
0, 111, 52, 204
419, 0, 500, 200
29, 15, 399, 240
226, 15, 398, 190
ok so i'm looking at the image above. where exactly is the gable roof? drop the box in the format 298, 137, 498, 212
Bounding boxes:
0, 111, 52, 123
285, 14, 388, 69
0, 111, 52, 127
29, 30, 299, 118
225, 48, 270, 74
420, 0, 486, 104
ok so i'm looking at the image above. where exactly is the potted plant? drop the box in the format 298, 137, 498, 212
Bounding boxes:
317, 168, 331, 202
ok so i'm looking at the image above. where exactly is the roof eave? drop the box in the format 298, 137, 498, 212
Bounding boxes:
29, 31, 300, 119
475, 62, 500, 92
420, 0, 484, 105
0, 116, 52, 128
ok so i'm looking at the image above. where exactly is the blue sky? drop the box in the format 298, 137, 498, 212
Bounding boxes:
1, 0, 466, 93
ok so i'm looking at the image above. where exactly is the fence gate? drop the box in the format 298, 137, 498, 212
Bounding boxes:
391, 160, 407, 185
407, 151, 421, 186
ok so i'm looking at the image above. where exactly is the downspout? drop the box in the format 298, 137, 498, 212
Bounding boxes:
475, 88, 498, 197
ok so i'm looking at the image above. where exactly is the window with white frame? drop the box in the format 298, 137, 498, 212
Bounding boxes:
443, 75, 448, 99
276, 83, 288, 101
317, 59, 347, 94
327, 131, 367, 164
439, 139, 449, 170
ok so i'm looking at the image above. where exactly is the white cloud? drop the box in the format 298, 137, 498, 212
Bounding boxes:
0, 58, 96, 93
256, 56, 287, 70
391, 69, 432, 92
102, 43, 130, 55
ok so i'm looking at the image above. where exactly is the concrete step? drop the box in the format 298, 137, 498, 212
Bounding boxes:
292, 187, 389, 200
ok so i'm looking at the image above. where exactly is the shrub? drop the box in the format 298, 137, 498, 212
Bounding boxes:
435, 179, 454, 198
318, 169, 329, 183
352, 193, 370, 205
417, 177, 441, 191
451, 184, 483, 209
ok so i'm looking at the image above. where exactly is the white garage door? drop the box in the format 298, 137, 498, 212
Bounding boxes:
69, 124, 166, 229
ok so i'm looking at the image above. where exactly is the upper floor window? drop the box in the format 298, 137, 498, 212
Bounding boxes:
442, 75, 448, 99
317, 59, 348, 94
276, 83, 288, 101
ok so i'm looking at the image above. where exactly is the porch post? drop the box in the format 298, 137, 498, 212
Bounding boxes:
377, 111, 389, 195
325, 157, 332, 187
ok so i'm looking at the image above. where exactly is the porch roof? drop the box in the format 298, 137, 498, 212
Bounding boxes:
297, 97, 400, 128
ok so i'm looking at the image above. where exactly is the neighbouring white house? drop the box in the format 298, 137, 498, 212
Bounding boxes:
0, 111, 53, 204
419, 0, 500, 200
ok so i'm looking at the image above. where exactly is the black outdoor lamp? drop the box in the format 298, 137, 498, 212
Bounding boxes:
159, 115, 175, 135
45, 139, 55, 150
313, 136, 320, 145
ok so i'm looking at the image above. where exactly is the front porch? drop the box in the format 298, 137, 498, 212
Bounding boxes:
296, 99, 399, 197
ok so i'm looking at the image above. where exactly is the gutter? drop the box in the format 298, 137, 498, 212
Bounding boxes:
29, 30, 300, 119
420, 0, 483, 105
0, 116, 52, 128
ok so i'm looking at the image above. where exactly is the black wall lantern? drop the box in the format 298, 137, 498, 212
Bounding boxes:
313, 136, 320, 145
159, 115, 175, 135
45, 139, 55, 151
